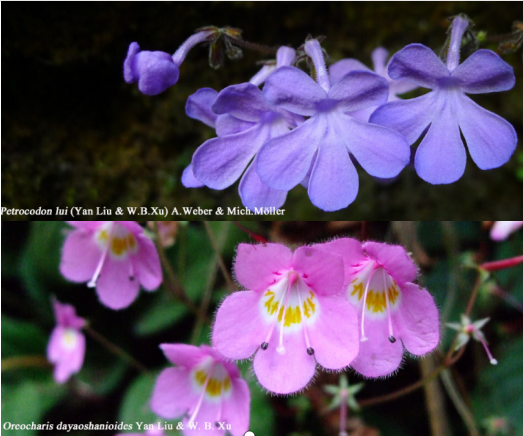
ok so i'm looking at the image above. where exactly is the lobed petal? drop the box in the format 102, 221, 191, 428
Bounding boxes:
328, 71, 389, 113
350, 318, 404, 378
185, 88, 218, 128
314, 238, 365, 284
362, 241, 417, 285
182, 402, 223, 436
371, 47, 389, 77
414, 94, 467, 184
388, 44, 449, 89
215, 114, 255, 137
239, 161, 287, 212
308, 125, 359, 211
212, 290, 266, 360
96, 258, 140, 310
394, 283, 440, 356
192, 125, 269, 190
308, 296, 359, 369
257, 119, 321, 191
134, 51, 180, 96
329, 59, 372, 85
123, 42, 141, 83
263, 66, 327, 116
292, 246, 345, 296
222, 378, 251, 436
150, 367, 197, 419
134, 234, 162, 291
182, 164, 205, 188
369, 91, 438, 144
160, 343, 206, 368
452, 49, 515, 94
234, 243, 293, 292
60, 228, 102, 283
338, 115, 410, 178
456, 94, 517, 170
253, 330, 316, 394
212, 83, 272, 122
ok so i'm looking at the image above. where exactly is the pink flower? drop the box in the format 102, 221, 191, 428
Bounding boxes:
319, 238, 440, 378
60, 221, 162, 310
212, 243, 359, 394
150, 344, 250, 436
47, 300, 86, 383
490, 221, 523, 241
117, 424, 166, 436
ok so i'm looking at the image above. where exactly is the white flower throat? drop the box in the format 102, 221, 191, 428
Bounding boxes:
348, 259, 401, 343
88, 222, 138, 288
259, 270, 320, 356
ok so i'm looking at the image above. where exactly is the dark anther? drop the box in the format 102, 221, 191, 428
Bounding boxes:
261, 342, 269, 350
307, 347, 315, 355
388, 336, 396, 343
129, 276, 135, 281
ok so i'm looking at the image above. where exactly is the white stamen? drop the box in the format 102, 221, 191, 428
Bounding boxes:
187, 362, 215, 426
276, 276, 295, 355
477, 334, 497, 365
383, 269, 396, 343
87, 224, 114, 288
360, 263, 377, 342
296, 286, 313, 354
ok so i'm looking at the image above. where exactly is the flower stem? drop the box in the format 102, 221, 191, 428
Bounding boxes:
479, 255, 523, 272
232, 221, 268, 243
84, 326, 148, 373
203, 222, 235, 292
1, 355, 50, 372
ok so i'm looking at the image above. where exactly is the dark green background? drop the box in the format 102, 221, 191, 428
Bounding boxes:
2, 3, 523, 220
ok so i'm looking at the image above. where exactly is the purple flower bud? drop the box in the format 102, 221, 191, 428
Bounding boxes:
124, 42, 180, 96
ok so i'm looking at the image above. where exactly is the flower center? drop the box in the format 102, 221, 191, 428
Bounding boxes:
259, 270, 319, 355
88, 222, 138, 288
187, 357, 232, 425
348, 259, 401, 343
61, 329, 79, 351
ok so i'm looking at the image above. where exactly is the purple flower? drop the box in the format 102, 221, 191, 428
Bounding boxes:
319, 238, 440, 378
257, 39, 410, 211
190, 47, 300, 211
212, 243, 359, 394
150, 344, 250, 436
124, 30, 215, 95
47, 300, 86, 384
330, 47, 418, 121
60, 221, 162, 310
370, 16, 517, 184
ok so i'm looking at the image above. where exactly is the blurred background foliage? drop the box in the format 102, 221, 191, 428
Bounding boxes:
2, 3, 523, 220
2, 221, 523, 436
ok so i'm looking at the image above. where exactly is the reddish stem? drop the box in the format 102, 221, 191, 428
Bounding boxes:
479, 255, 523, 272
232, 221, 268, 243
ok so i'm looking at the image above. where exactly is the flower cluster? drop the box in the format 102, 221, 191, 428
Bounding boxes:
213, 238, 440, 393
124, 16, 517, 212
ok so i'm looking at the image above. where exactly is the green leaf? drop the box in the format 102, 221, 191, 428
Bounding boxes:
1, 316, 48, 358
472, 336, 523, 434
247, 381, 275, 436
134, 289, 189, 336
119, 372, 160, 426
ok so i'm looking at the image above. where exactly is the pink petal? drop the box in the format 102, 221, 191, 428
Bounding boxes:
314, 238, 365, 284
308, 296, 359, 370
47, 327, 65, 363
490, 221, 523, 241
253, 330, 316, 394
362, 242, 417, 285
222, 378, 250, 436
212, 291, 266, 360
150, 367, 197, 418
160, 344, 207, 368
350, 318, 404, 378
292, 246, 345, 296
134, 234, 162, 291
60, 228, 102, 283
394, 283, 439, 356
234, 243, 292, 292
182, 401, 224, 436
96, 258, 140, 310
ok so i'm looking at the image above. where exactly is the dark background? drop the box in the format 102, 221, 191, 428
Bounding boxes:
2, 2, 523, 220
